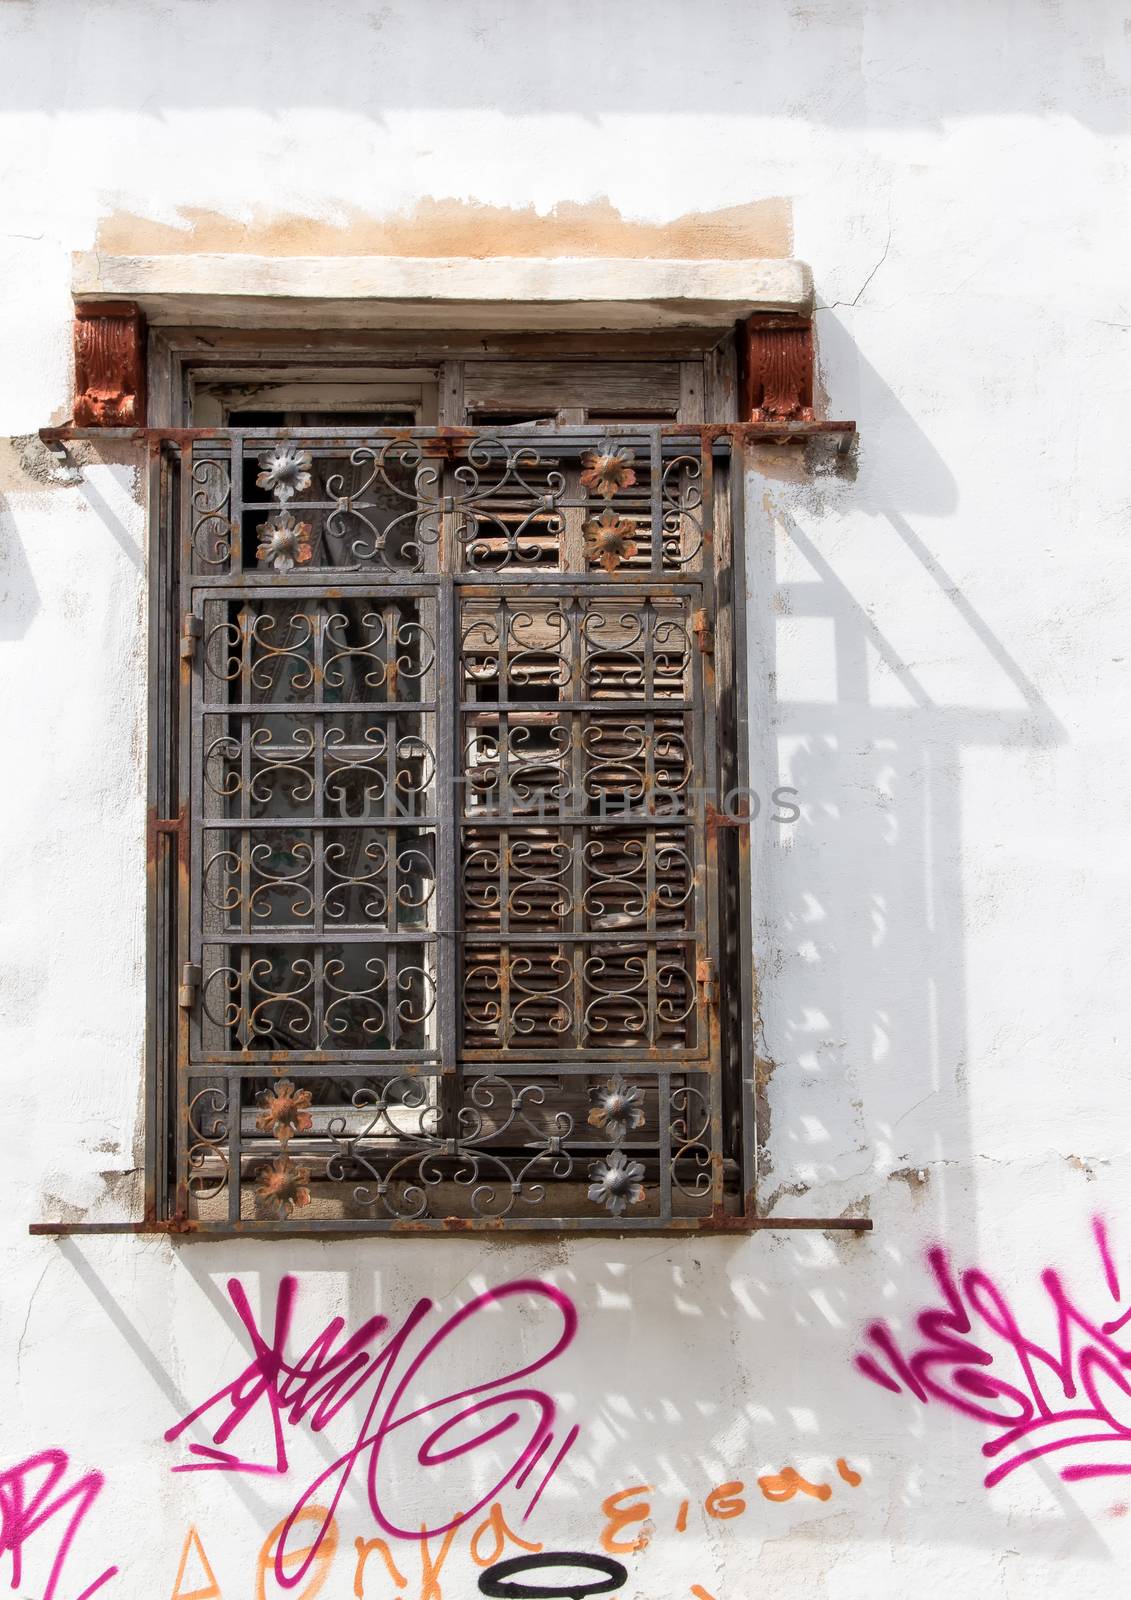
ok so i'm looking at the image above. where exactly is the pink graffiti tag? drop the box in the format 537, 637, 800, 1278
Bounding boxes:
0, 1450, 117, 1600
856, 1218, 1131, 1488
165, 1275, 578, 1591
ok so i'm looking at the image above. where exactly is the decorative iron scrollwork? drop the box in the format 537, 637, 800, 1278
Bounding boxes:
176, 427, 738, 1229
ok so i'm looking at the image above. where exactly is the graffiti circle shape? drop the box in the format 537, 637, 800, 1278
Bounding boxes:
478, 1551, 628, 1599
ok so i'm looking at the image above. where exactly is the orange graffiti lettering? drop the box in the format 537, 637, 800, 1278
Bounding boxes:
690, 1587, 718, 1600
836, 1458, 862, 1487
599, 1485, 654, 1555
255, 1506, 338, 1600
470, 1502, 543, 1568
756, 1468, 832, 1503
675, 1498, 689, 1533
352, 1534, 406, 1598
704, 1480, 746, 1521
170, 1527, 222, 1600
418, 1522, 458, 1600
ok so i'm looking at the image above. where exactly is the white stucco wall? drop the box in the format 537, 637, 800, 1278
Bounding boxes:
2, 2, 1130, 1596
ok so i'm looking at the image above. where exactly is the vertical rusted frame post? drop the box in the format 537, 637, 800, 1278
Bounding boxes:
642, 579, 657, 1051
496, 581, 512, 1049
728, 435, 757, 1218
563, 443, 586, 1069
658, 1067, 673, 1223
230, 433, 247, 1219
144, 437, 169, 1222
436, 561, 460, 1130
644, 429, 662, 1050
697, 433, 725, 1210
311, 582, 326, 1060
566, 584, 585, 1063
173, 440, 194, 1219
229, 512, 249, 1230
649, 427, 663, 576
436, 450, 462, 1137
383, 589, 401, 1053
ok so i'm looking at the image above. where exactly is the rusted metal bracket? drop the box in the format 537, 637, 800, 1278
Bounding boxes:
738, 313, 814, 424
73, 301, 147, 428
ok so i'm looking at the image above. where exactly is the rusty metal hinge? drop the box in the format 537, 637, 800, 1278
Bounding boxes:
696, 956, 718, 1005
179, 613, 203, 660
178, 962, 201, 1008
692, 609, 715, 656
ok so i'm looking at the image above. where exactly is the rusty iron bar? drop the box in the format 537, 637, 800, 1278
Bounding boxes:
40, 419, 857, 448
30, 1214, 873, 1236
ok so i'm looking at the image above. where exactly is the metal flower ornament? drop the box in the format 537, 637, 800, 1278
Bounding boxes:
255, 1154, 312, 1219
255, 1080, 313, 1145
582, 509, 639, 573
588, 1074, 645, 1143
580, 446, 636, 499
256, 446, 313, 503
588, 1149, 646, 1215
256, 510, 314, 572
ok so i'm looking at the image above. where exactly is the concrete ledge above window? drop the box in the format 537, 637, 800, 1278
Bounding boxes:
71, 251, 812, 330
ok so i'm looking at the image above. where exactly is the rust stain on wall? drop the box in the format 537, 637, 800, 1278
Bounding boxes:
95, 195, 793, 260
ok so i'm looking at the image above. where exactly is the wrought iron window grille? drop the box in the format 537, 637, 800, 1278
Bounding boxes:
33, 421, 870, 1237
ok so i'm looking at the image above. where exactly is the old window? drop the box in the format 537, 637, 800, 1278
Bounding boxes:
135, 346, 757, 1234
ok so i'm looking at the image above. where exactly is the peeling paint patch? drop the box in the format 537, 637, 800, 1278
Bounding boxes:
39, 1191, 86, 1226
1067, 1153, 1108, 1181
94, 195, 793, 261
763, 1179, 810, 1212
754, 1052, 777, 1179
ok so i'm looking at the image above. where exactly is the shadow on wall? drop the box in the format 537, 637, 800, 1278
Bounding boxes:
0, 489, 41, 642
748, 307, 1064, 1266
1, 0, 1125, 132
0, 437, 144, 642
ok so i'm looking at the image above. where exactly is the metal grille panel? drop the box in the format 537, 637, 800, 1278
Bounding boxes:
160, 427, 751, 1231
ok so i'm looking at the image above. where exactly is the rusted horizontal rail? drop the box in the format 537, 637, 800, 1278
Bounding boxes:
30, 1214, 873, 1237
40, 419, 856, 449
